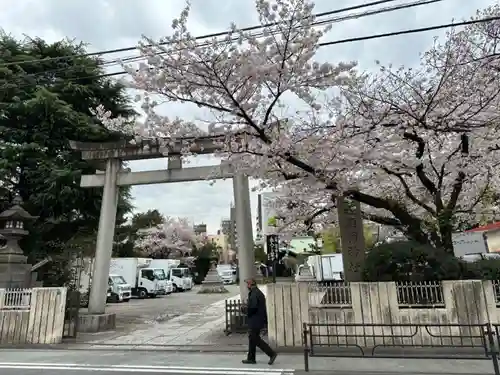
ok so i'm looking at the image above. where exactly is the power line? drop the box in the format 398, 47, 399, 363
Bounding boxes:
57, 16, 500, 79
101, 0, 442, 69
320, 15, 500, 46
0, 0, 445, 89
0, 0, 427, 69
2, 13, 495, 91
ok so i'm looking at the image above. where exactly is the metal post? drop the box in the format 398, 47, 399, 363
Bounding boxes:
486, 323, 500, 375
232, 174, 255, 300
88, 158, 120, 314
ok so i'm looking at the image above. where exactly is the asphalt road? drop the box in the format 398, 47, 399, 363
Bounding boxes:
0, 349, 494, 374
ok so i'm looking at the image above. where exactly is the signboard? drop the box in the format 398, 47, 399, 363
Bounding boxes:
452, 232, 488, 257
266, 234, 279, 261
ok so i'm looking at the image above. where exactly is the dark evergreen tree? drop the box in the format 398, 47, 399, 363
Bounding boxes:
0, 32, 135, 284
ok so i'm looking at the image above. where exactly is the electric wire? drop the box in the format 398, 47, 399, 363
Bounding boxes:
0, 0, 411, 68
0, 0, 458, 91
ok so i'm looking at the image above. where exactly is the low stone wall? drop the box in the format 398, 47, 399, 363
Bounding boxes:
266, 280, 498, 348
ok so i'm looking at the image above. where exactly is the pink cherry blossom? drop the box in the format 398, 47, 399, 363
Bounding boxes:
96, 1, 500, 253
135, 216, 205, 257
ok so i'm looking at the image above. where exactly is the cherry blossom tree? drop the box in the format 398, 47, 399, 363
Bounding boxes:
96, 0, 500, 253
330, 4, 500, 252
266, 4, 500, 252
135, 216, 204, 258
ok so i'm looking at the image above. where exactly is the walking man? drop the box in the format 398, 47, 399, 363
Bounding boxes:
242, 278, 278, 365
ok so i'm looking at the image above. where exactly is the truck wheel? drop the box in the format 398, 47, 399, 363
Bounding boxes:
110, 293, 119, 303
123, 298, 130, 303
172, 284, 178, 293
138, 288, 148, 299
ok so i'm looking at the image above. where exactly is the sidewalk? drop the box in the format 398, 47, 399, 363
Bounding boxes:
83, 293, 241, 347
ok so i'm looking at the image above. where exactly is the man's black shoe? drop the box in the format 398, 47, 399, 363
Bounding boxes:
242, 359, 257, 364
268, 353, 278, 365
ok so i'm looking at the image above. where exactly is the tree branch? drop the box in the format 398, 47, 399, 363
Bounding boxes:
403, 131, 438, 195
381, 167, 436, 215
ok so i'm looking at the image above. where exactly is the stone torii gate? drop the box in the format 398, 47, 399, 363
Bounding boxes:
70, 135, 255, 317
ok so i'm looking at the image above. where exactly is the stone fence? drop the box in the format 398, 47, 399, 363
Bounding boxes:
265, 280, 499, 348
0, 287, 67, 344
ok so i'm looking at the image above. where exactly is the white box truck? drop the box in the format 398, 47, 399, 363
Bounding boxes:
217, 264, 237, 284
110, 257, 170, 298
307, 254, 344, 283
73, 257, 132, 306
149, 259, 193, 292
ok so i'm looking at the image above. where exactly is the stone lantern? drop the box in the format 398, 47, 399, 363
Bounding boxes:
0, 196, 37, 288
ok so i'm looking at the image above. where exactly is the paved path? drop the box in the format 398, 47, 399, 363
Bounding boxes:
0, 349, 494, 374
81, 287, 241, 347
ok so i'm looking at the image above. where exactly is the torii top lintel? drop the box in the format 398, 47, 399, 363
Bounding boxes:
68, 134, 227, 162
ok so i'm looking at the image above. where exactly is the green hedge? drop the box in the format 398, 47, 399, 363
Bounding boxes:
363, 240, 500, 281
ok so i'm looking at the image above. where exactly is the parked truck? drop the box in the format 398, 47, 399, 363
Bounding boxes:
149, 259, 193, 292
305, 254, 344, 284
109, 257, 170, 298
216, 264, 237, 284
74, 257, 132, 306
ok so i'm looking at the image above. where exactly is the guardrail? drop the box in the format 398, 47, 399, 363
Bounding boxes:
302, 322, 500, 374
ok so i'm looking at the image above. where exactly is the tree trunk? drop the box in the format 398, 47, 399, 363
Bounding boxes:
337, 196, 366, 282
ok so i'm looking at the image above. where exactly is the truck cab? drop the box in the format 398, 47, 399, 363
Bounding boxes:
136, 267, 163, 298
167, 267, 192, 292
107, 274, 132, 302
110, 258, 166, 299
150, 268, 173, 295
217, 264, 237, 284
149, 259, 193, 293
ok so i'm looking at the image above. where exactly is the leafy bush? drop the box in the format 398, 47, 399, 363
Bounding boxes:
363, 241, 462, 281
363, 240, 500, 282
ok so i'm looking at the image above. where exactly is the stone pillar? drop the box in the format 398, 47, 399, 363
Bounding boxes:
337, 196, 365, 282
88, 158, 120, 314
232, 174, 255, 300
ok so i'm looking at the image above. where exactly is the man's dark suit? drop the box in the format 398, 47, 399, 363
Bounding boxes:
246, 285, 275, 362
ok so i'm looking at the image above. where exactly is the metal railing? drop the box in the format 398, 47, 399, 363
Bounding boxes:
2, 289, 32, 311
224, 299, 248, 335
302, 322, 500, 374
309, 283, 352, 306
396, 281, 445, 308
308, 281, 445, 308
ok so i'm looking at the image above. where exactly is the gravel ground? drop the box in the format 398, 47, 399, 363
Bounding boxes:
78, 284, 240, 337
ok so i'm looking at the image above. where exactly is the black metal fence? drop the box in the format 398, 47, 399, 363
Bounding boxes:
302, 322, 500, 373
224, 299, 248, 335
63, 290, 80, 339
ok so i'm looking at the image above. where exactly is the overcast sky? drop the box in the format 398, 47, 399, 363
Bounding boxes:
0, 0, 493, 234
